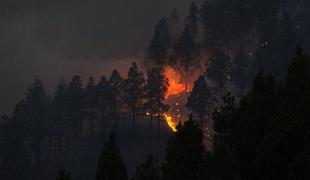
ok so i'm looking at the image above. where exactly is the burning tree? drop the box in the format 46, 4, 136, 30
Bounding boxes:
170, 1, 200, 91
144, 67, 169, 136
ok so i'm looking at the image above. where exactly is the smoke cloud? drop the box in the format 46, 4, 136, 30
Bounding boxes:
0, 0, 204, 114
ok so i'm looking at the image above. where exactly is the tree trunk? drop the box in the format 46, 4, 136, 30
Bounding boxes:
89, 117, 94, 137
132, 107, 136, 133
150, 112, 153, 148
185, 70, 188, 92
157, 102, 160, 139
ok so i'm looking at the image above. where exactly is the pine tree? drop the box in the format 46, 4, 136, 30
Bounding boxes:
206, 47, 230, 93
163, 115, 205, 180
24, 79, 49, 165
186, 76, 212, 127
67, 76, 84, 146
96, 76, 114, 130
96, 133, 127, 180
173, 27, 200, 90
171, 1, 200, 90
231, 48, 254, 95
109, 69, 123, 126
122, 63, 145, 132
84, 77, 98, 136
52, 78, 68, 155
133, 155, 161, 180
167, 9, 181, 43
148, 18, 172, 65
184, 1, 199, 34
144, 67, 169, 137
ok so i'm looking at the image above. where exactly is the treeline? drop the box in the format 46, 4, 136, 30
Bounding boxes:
0, 63, 177, 180
0, 58, 216, 180
88, 48, 310, 180
147, 0, 308, 95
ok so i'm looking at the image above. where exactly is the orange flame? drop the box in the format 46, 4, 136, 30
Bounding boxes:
164, 66, 186, 98
163, 66, 188, 132
144, 66, 188, 132
145, 112, 178, 132
164, 113, 177, 132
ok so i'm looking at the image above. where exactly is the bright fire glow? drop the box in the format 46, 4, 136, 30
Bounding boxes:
164, 66, 186, 98
144, 66, 188, 132
144, 112, 178, 132
163, 66, 188, 132
163, 113, 177, 132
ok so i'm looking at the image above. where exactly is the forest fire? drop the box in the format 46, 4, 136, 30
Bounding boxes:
163, 113, 177, 132
145, 66, 193, 132
164, 66, 186, 99
163, 66, 189, 132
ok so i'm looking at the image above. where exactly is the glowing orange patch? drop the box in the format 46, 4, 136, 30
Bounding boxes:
164, 66, 186, 99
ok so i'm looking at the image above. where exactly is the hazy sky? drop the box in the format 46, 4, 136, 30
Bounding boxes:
0, 0, 204, 115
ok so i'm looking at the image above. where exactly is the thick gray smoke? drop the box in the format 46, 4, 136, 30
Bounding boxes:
0, 0, 204, 115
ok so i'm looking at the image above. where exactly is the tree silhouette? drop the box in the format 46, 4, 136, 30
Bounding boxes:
84, 77, 98, 136
52, 78, 68, 154
23, 79, 49, 165
163, 114, 205, 180
96, 133, 127, 180
123, 63, 145, 132
56, 169, 74, 180
167, 9, 181, 43
186, 75, 212, 127
132, 155, 161, 180
109, 69, 123, 127
67, 76, 84, 146
231, 47, 254, 95
144, 67, 169, 137
184, 1, 199, 34
148, 18, 172, 65
206, 47, 230, 93
171, 1, 200, 90
96, 76, 114, 130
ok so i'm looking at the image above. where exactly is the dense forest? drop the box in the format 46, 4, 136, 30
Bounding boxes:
94, 47, 310, 180
1, 0, 310, 179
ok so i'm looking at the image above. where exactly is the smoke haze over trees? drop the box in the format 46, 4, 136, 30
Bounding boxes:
1, 0, 310, 179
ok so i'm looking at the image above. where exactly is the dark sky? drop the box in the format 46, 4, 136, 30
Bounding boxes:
0, 0, 204, 115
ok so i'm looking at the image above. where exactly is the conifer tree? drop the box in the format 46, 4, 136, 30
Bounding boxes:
163, 115, 205, 180
186, 75, 212, 127
144, 67, 169, 137
148, 18, 172, 65
206, 47, 230, 93
96, 133, 127, 180
133, 155, 161, 180
109, 70, 123, 125
123, 63, 145, 131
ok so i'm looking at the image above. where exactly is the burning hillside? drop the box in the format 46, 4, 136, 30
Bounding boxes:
162, 66, 200, 132
143, 64, 203, 132
164, 66, 186, 98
